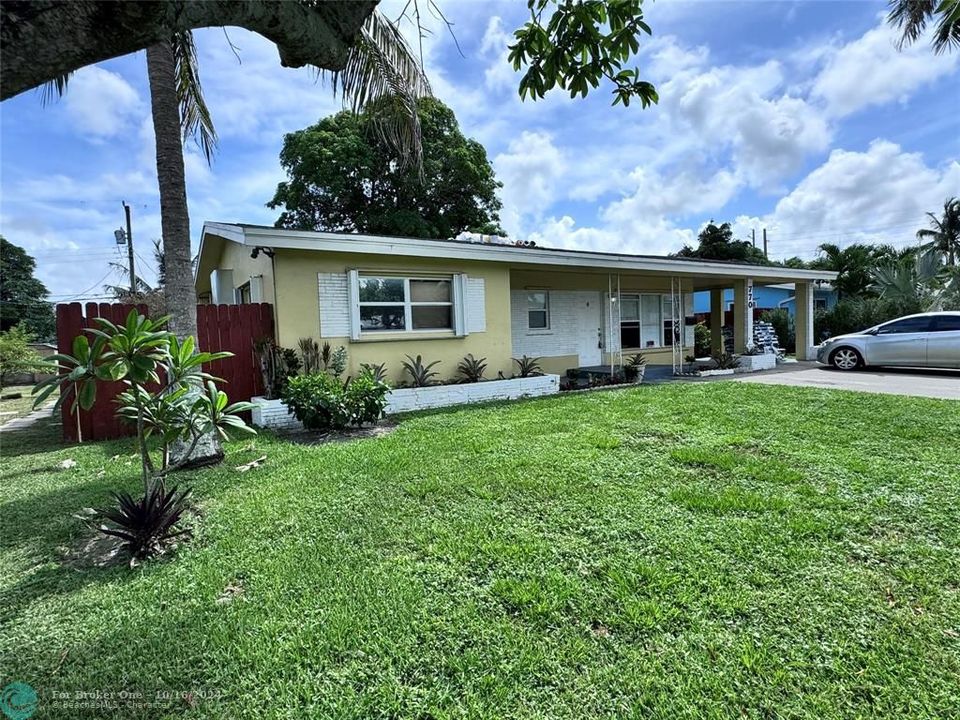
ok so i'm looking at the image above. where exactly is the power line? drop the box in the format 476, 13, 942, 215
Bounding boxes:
47, 267, 120, 302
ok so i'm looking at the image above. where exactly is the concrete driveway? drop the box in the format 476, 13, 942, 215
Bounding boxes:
734, 363, 960, 400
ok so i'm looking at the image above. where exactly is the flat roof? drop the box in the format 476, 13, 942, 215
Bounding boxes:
200, 222, 837, 284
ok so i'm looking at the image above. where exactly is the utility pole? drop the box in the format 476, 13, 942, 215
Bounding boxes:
751, 229, 756, 247
762, 228, 768, 259
123, 201, 136, 293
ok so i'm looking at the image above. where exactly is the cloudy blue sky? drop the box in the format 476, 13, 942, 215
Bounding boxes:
1, 0, 958, 300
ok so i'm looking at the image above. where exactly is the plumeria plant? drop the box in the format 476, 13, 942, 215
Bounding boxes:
33, 310, 256, 561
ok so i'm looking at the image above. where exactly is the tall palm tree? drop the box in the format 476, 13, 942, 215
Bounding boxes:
44, 10, 429, 341
917, 197, 960, 267
810, 243, 877, 301
887, 0, 960, 54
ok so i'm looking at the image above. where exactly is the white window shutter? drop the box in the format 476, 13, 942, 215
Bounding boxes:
249, 275, 264, 303
347, 270, 361, 340
466, 278, 486, 333
453, 273, 468, 337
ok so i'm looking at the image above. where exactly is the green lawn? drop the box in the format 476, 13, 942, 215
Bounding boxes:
1, 383, 959, 719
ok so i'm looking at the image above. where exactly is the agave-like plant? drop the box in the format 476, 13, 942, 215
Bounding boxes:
99, 483, 192, 563
457, 354, 488, 383
402, 354, 441, 387
711, 351, 741, 370
359, 362, 389, 383
513, 355, 543, 378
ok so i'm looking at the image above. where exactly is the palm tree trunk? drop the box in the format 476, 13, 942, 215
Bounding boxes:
147, 41, 197, 341
147, 41, 221, 468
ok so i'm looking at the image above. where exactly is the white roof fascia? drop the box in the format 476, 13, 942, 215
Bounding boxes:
204, 223, 837, 283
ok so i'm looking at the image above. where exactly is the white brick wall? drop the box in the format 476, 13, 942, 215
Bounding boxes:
250, 375, 560, 430
386, 374, 559, 413
318, 272, 350, 338
511, 290, 594, 358
251, 397, 303, 431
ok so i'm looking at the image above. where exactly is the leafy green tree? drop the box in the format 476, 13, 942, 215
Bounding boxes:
269, 97, 503, 239
917, 197, 960, 266
0, 324, 49, 389
510, 0, 657, 107
0, 237, 55, 340
674, 223, 769, 265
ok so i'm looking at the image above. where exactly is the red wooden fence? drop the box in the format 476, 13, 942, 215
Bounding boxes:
56, 302, 274, 442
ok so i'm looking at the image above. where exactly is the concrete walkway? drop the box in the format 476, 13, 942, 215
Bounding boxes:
0, 402, 55, 432
735, 363, 960, 400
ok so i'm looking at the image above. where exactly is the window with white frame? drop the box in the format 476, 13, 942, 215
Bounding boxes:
618, 293, 677, 349
527, 291, 549, 329
357, 275, 453, 333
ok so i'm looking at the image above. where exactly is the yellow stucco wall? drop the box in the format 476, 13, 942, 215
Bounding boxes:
198, 236, 276, 305
273, 249, 513, 385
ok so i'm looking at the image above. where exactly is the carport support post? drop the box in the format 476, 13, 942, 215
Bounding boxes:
796, 281, 815, 360
709, 288, 724, 355
732, 279, 753, 354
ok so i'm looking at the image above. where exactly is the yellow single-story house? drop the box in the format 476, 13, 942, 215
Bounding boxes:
195, 222, 836, 384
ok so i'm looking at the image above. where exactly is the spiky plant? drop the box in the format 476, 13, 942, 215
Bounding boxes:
457, 354, 487, 383
359, 362, 389, 383
99, 483, 192, 562
513, 355, 543, 377
402, 354, 441, 387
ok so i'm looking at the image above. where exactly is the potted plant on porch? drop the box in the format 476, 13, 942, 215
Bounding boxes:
623, 353, 647, 383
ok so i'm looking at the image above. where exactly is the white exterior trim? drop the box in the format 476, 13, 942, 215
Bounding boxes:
201, 223, 837, 283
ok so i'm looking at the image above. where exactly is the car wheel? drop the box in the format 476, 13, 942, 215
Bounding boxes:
830, 347, 862, 371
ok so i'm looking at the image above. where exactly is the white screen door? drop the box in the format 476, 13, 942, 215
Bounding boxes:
576, 292, 602, 366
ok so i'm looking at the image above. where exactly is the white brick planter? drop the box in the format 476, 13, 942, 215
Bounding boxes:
250, 396, 303, 431
385, 374, 560, 414
250, 374, 561, 430
734, 354, 778, 373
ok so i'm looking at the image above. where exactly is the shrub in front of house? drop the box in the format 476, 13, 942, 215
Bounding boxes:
282, 369, 389, 430
344, 372, 390, 426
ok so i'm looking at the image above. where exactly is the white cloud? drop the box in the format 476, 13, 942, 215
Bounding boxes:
64, 66, 143, 139
811, 19, 959, 117
493, 131, 566, 235
759, 140, 960, 258
664, 59, 831, 187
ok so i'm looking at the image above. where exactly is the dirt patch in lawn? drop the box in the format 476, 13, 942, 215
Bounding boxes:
279, 421, 398, 446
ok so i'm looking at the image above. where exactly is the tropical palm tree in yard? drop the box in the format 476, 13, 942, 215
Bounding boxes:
811, 243, 878, 301
871, 248, 954, 313
42, 12, 429, 341
917, 197, 960, 267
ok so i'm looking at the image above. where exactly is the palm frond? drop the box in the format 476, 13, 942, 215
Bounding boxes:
322, 10, 431, 169
932, 0, 960, 54
171, 31, 218, 164
888, 0, 937, 49
39, 73, 71, 105
888, 0, 960, 53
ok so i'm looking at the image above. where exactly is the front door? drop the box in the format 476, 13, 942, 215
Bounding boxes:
576, 292, 602, 366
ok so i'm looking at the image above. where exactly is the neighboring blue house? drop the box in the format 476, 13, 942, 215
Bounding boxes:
693, 283, 837, 316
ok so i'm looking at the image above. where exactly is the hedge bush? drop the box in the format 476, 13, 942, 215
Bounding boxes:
282, 370, 389, 431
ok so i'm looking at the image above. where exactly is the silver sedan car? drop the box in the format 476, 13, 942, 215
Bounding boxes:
816, 311, 960, 370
